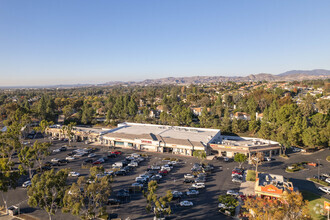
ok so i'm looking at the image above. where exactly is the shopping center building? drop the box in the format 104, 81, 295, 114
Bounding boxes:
47, 122, 281, 157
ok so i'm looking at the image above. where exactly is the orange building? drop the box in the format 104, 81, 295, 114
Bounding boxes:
255, 173, 294, 198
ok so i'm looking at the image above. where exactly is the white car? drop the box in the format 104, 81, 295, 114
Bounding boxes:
66, 156, 75, 161
68, 172, 80, 177
128, 162, 139, 167
53, 148, 61, 153
172, 191, 183, 196
192, 183, 205, 189
22, 180, 31, 188
151, 165, 161, 170
226, 190, 239, 197
88, 153, 96, 158
186, 190, 199, 196
184, 174, 194, 179
319, 187, 330, 194
180, 201, 193, 207
161, 165, 171, 171
325, 178, 330, 184
51, 158, 60, 163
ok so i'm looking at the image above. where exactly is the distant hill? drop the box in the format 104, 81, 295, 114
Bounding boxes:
278, 69, 330, 76
102, 69, 330, 86
2, 69, 329, 89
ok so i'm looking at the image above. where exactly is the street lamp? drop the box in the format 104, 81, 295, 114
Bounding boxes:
317, 159, 321, 180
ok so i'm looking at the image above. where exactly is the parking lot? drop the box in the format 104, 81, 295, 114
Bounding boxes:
1, 138, 329, 220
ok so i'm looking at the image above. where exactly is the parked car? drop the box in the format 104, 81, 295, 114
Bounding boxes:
59, 146, 67, 151
51, 158, 60, 163
108, 198, 121, 205
66, 156, 75, 161
232, 177, 243, 183
22, 180, 31, 188
227, 190, 239, 197
325, 178, 330, 184
58, 159, 68, 165
159, 170, 169, 175
308, 162, 318, 167
83, 158, 94, 164
68, 172, 80, 177
53, 148, 61, 153
192, 183, 205, 189
322, 173, 330, 178
92, 160, 103, 165
111, 151, 123, 155
184, 174, 194, 179
172, 191, 183, 197
318, 187, 330, 194
88, 153, 96, 158
186, 190, 199, 196
180, 201, 193, 207
183, 178, 194, 183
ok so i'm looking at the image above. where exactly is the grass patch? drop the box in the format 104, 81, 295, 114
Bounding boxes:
246, 170, 256, 181
280, 154, 289, 159
301, 190, 330, 220
309, 178, 330, 186
286, 162, 308, 172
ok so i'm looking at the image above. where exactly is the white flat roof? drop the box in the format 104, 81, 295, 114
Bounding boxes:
110, 122, 220, 143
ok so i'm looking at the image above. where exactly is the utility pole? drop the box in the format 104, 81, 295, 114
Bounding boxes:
317, 159, 320, 179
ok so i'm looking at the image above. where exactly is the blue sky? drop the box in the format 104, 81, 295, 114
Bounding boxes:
0, 0, 330, 86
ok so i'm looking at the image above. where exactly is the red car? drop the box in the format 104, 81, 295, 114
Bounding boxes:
111, 151, 122, 155
159, 170, 169, 175
92, 160, 102, 165
232, 170, 243, 175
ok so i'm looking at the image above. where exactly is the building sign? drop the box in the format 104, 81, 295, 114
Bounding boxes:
324, 201, 330, 210
141, 140, 152, 144
261, 185, 283, 195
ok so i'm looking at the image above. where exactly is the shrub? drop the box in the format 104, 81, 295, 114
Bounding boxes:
309, 178, 330, 186
327, 156, 330, 162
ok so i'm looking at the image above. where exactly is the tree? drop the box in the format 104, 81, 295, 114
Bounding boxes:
232, 119, 239, 133
35, 120, 53, 136
63, 173, 111, 219
81, 102, 93, 124
234, 153, 247, 168
243, 191, 310, 220
28, 169, 68, 220
18, 145, 36, 179
0, 123, 24, 213
63, 122, 76, 146
143, 180, 172, 218
128, 97, 138, 116
251, 152, 264, 174
32, 141, 51, 170
193, 150, 206, 162
221, 108, 231, 133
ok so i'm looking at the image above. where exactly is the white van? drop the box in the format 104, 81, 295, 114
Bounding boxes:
112, 162, 123, 168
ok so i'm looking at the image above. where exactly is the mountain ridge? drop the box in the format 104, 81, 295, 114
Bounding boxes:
102, 69, 330, 86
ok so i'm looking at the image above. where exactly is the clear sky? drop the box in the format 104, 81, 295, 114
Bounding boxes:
1, 0, 330, 86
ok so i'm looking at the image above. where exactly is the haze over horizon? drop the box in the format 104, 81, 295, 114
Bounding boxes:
1, 0, 330, 86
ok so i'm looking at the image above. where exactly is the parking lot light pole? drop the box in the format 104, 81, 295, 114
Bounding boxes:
317, 159, 320, 180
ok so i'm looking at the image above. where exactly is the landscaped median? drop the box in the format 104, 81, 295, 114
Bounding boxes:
246, 170, 256, 182
285, 162, 308, 173
301, 190, 330, 220
307, 178, 330, 187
